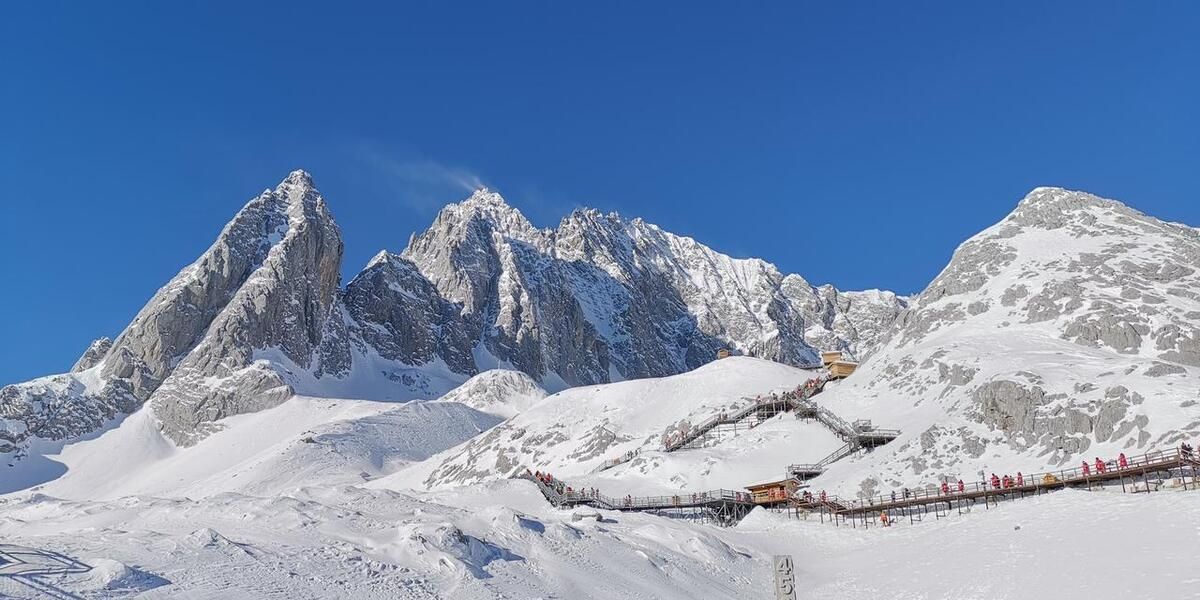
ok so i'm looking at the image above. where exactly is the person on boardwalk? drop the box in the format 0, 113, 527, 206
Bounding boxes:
957, 479, 965, 493
1118, 452, 1128, 469
891, 490, 897, 502
1181, 442, 1193, 458
1082, 461, 1091, 476
940, 481, 950, 495
880, 510, 889, 526
991, 473, 1001, 489
1016, 472, 1024, 487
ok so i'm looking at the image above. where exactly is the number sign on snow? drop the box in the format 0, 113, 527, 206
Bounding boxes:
773, 554, 797, 600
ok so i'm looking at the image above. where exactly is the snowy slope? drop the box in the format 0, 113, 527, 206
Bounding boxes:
395, 357, 840, 493
429, 369, 547, 419
809, 187, 1200, 497
10, 397, 501, 500
2, 470, 1197, 598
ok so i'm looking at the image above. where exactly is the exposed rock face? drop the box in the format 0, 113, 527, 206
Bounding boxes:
403, 191, 907, 386
71, 338, 112, 373
3, 176, 901, 458
818, 187, 1200, 495
2, 171, 349, 451
149, 171, 346, 444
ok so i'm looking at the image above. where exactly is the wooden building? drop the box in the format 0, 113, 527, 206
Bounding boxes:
746, 478, 801, 506
828, 360, 859, 379
820, 350, 843, 366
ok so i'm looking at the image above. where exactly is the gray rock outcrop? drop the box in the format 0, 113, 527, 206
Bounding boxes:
3, 174, 903, 457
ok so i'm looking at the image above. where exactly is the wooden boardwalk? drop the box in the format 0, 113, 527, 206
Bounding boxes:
520, 448, 1200, 529
516, 472, 756, 526
788, 448, 1200, 527
661, 379, 899, 463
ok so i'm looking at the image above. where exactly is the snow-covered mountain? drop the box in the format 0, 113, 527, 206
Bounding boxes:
1, 171, 898, 460
2, 181, 1199, 600
397, 187, 1200, 502
806, 187, 1200, 496
402, 189, 906, 387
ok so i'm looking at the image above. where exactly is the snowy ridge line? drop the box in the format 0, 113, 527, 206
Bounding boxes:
794, 447, 1200, 526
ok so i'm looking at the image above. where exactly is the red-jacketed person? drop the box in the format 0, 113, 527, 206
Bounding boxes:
1082, 461, 1091, 476
1095, 457, 1106, 474
957, 479, 965, 493
1016, 472, 1024, 486
991, 473, 1001, 489
1118, 453, 1128, 469
941, 481, 949, 495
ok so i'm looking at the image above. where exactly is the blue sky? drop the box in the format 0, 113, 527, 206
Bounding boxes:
2, 2, 1198, 383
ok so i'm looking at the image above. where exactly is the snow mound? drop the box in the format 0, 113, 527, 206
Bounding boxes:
392, 357, 822, 492
432, 369, 547, 419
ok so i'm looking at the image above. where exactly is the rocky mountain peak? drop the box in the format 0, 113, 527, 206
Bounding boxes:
3, 172, 908, 458
71, 337, 113, 373
827, 186, 1200, 494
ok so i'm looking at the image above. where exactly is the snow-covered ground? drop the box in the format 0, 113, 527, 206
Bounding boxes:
3, 357, 1197, 598
1, 478, 1197, 599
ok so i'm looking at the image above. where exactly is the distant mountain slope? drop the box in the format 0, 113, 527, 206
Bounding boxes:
2, 172, 896, 460
393, 356, 817, 491
813, 187, 1200, 496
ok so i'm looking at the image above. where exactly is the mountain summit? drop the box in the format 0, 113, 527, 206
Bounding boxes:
1, 172, 900, 457
811, 187, 1200, 494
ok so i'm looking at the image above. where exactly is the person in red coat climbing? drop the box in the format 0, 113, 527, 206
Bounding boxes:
940, 481, 949, 495
1016, 472, 1024, 487
1082, 461, 1091, 476
991, 473, 1001, 489
1095, 457, 1106, 474
1118, 453, 1128, 469
957, 479, 965, 493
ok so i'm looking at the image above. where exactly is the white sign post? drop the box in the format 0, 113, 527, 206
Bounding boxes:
773, 554, 797, 600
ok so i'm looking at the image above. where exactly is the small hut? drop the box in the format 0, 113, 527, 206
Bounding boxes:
746, 477, 801, 505
716, 348, 732, 360
820, 350, 843, 366
828, 360, 858, 379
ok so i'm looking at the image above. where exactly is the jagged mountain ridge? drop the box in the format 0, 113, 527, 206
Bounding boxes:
406, 187, 1200, 498
402, 189, 906, 387
1, 171, 899, 456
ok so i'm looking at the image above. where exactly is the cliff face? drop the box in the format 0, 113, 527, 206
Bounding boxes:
1, 174, 903, 455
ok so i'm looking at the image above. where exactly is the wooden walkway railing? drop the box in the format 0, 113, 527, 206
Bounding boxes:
520, 448, 1200, 529
515, 472, 756, 526
791, 448, 1200, 528
661, 377, 901, 454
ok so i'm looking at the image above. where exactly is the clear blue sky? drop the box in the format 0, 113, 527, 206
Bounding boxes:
2, 2, 1198, 383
